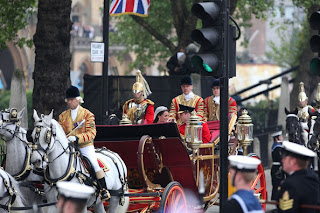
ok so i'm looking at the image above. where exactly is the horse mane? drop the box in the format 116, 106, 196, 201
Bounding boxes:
51, 119, 69, 140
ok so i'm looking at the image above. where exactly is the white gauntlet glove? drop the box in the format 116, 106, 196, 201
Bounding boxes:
67, 136, 78, 144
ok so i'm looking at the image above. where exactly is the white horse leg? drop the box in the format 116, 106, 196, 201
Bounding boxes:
93, 202, 106, 213
116, 187, 129, 213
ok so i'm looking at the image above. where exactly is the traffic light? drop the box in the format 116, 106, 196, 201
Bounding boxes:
191, 1, 224, 78
309, 11, 320, 75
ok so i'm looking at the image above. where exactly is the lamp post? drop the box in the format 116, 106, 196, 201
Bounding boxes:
119, 114, 132, 125
185, 111, 203, 151
236, 109, 254, 156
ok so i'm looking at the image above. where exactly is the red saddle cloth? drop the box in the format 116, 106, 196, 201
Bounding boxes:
207, 120, 220, 142
82, 158, 109, 174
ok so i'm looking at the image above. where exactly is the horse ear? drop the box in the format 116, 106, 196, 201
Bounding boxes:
33, 109, 40, 122
285, 107, 289, 115
18, 107, 25, 119
48, 109, 54, 120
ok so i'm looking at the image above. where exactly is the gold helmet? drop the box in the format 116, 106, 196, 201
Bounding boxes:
298, 82, 308, 102
132, 70, 152, 97
315, 83, 320, 103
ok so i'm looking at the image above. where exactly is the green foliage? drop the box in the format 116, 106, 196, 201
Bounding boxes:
246, 98, 279, 131
0, 0, 36, 50
109, 1, 176, 73
0, 90, 33, 128
266, 19, 309, 69
110, 0, 276, 72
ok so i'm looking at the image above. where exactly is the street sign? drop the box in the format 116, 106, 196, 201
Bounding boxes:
91, 42, 105, 62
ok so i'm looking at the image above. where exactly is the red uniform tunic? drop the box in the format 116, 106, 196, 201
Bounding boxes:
169, 93, 204, 124
59, 106, 96, 148
123, 99, 154, 124
204, 96, 237, 121
178, 122, 211, 143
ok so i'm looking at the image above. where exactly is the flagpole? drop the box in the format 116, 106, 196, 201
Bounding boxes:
102, 0, 109, 124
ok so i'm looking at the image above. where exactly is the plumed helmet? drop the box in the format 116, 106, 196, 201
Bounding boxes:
65, 86, 80, 99
298, 82, 308, 102
315, 83, 320, 103
180, 75, 193, 85
132, 70, 152, 97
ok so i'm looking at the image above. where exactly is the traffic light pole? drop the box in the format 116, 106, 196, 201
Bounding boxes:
102, 0, 109, 124
219, 0, 230, 211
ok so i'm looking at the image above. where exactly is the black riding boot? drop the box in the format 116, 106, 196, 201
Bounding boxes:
97, 178, 111, 201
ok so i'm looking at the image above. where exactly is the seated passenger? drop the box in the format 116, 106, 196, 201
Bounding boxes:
177, 104, 211, 143
153, 106, 169, 123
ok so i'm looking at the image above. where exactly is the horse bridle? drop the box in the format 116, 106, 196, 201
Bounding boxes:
0, 110, 36, 180
33, 121, 79, 185
286, 114, 301, 138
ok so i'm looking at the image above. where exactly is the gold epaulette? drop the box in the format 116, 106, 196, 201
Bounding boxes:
144, 99, 154, 105
124, 99, 135, 106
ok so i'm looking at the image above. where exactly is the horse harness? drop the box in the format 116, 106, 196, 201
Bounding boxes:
0, 171, 17, 211
34, 123, 127, 203
0, 109, 36, 181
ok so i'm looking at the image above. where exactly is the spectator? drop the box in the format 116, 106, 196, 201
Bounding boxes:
166, 48, 187, 75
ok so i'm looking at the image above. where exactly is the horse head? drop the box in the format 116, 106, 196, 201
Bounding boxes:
308, 111, 320, 152
0, 108, 25, 139
285, 107, 304, 145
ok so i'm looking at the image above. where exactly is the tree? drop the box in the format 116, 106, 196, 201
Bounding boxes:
32, 0, 72, 119
109, 0, 274, 72
0, 0, 36, 49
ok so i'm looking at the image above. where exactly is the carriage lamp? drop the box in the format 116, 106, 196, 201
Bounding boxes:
185, 111, 203, 150
119, 114, 132, 125
236, 109, 253, 156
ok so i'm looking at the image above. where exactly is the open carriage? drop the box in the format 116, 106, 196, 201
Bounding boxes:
93, 117, 268, 212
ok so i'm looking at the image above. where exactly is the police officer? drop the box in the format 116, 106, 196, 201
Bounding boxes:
271, 130, 285, 201
276, 141, 319, 213
223, 155, 264, 213
57, 181, 94, 213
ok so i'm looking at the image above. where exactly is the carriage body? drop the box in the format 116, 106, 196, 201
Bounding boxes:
94, 122, 219, 212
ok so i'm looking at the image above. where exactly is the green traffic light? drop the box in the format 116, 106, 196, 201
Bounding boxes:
203, 62, 213, 72
310, 57, 320, 75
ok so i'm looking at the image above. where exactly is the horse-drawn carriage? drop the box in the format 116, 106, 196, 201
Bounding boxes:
93, 113, 267, 212
0, 108, 267, 212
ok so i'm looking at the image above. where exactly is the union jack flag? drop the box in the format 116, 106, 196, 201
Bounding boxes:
109, 0, 150, 17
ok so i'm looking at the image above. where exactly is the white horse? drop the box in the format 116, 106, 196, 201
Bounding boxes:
0, 167, 36, 213
0, 108, 46, 212
32, 110, 129, 213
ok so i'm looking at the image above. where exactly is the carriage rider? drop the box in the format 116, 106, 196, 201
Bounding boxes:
297, 82, 315, 145
123, 70, 154, 124
223, 155, 263, 213
204, 78, 237, 122
168, 75, 204, 124
59, 86, 110, 201
270, 130, 285, 201
177, 104, 211, 143
57, 181, 95, 213
275, 141, 319, 213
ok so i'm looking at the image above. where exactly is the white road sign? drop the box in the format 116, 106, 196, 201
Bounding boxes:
91, 42, 105, 62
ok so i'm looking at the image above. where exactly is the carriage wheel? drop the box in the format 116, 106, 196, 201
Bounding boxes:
159, 181, 188, 213
248, 153, 267, 211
